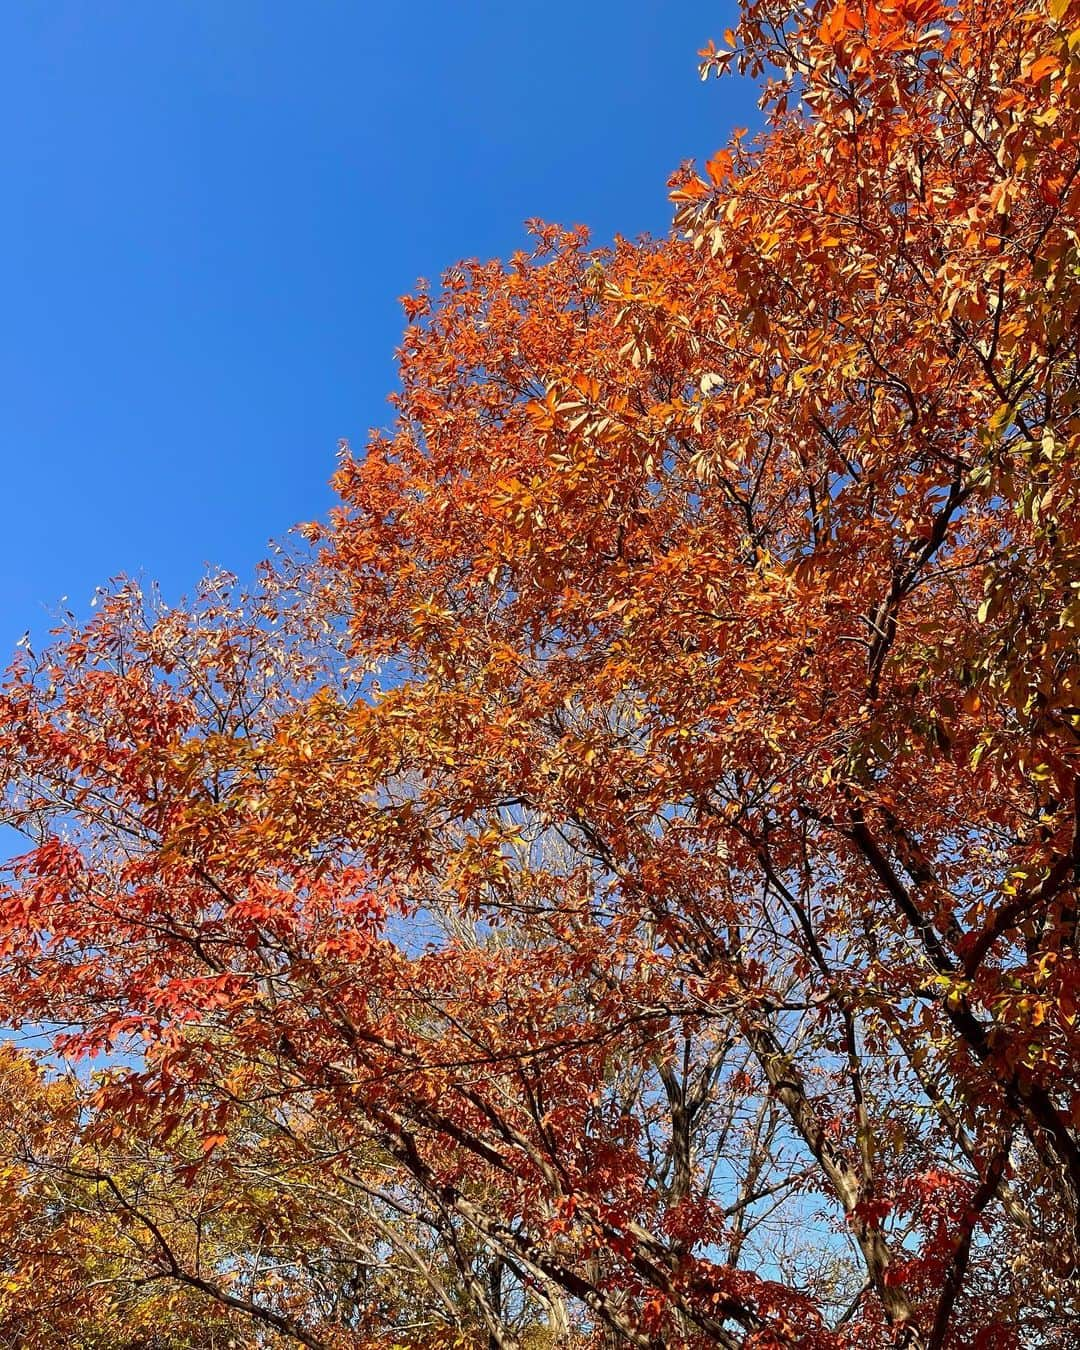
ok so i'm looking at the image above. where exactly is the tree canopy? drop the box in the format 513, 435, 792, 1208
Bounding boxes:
3, 0, 1080, 1345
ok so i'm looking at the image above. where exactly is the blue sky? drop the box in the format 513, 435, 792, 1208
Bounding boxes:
2, 1, 749, 652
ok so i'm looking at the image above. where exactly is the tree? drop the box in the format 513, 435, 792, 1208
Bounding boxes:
2, 0, 1080, 1344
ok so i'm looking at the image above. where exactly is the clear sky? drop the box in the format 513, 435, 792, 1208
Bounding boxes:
2, 1, 749, 652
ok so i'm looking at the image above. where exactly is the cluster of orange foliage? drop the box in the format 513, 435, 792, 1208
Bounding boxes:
3, 0, 1080, 1345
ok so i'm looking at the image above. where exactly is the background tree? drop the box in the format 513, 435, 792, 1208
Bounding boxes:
3, 0, 1080, 1345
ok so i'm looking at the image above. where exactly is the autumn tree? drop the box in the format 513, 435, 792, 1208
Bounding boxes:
3, 0, 1080, 1345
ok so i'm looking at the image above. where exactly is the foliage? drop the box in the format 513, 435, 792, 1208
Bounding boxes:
3, 0, 1080, 1345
